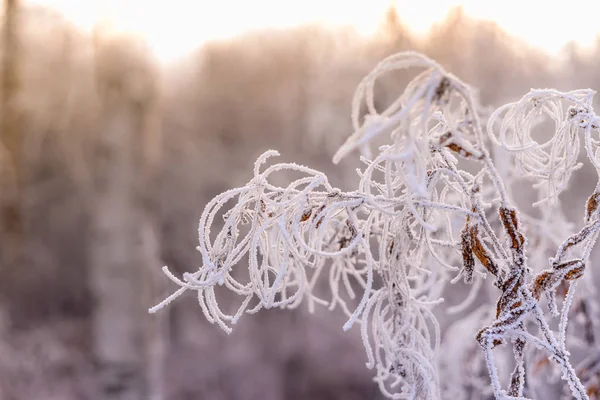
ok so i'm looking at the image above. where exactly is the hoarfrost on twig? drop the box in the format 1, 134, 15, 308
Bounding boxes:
150, 51, 600, 400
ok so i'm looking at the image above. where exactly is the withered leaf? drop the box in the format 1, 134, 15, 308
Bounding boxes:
586, 192, 600, 222
300, 208, 312, 222
438, 131, 483, 160
499, 207, 525, 250
470, 225, 499, 277
461, 223, 475, 284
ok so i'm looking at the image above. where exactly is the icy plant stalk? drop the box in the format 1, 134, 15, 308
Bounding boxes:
150, 52, 600, 400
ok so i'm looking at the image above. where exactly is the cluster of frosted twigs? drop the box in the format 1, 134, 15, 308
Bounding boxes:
151, 52, 600, 400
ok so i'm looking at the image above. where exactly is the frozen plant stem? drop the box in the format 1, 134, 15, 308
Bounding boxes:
150, 52, 600, 400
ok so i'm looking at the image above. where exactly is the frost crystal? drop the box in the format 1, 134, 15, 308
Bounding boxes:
151, 52, 600, 400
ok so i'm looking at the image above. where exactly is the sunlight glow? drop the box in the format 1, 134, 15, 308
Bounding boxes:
25, 0, 600, 62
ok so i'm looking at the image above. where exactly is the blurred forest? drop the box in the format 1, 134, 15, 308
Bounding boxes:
0, 2, 600, 399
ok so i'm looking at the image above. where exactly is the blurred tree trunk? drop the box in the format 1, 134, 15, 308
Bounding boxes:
137, 77, 168, 400
90, 27, 167, 400
0, 0, 26, 315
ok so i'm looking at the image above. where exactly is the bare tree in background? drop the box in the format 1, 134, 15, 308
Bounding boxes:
0, 0, 25, 314
90, 24, 166, 400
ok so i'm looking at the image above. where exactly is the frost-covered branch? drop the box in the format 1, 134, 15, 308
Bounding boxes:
151, 51, 600, 400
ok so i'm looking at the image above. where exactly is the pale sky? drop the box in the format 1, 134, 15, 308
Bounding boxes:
24, 0, 600, 63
